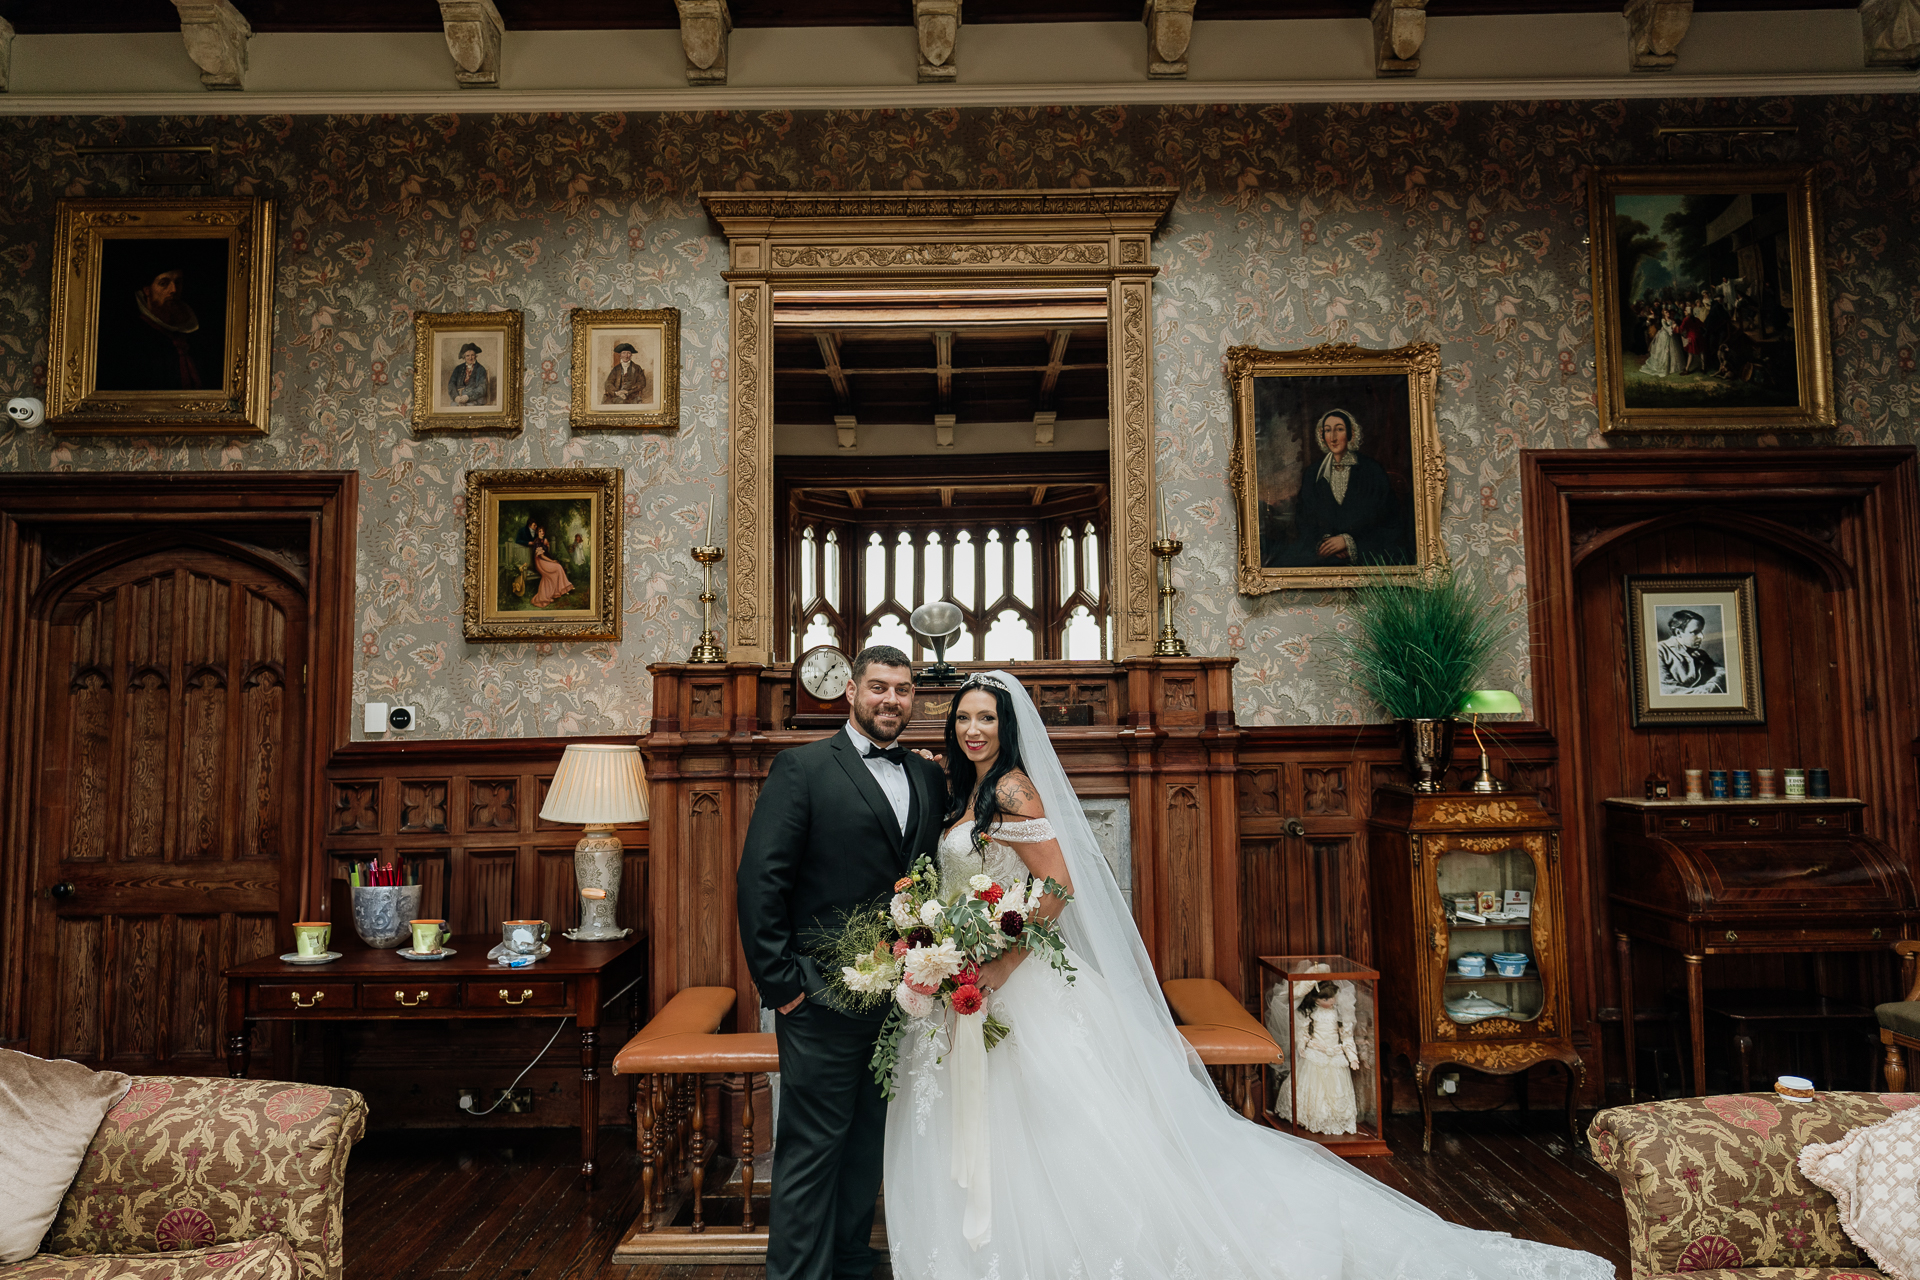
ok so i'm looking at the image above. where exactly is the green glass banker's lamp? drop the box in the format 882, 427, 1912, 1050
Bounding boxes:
1458, 689, 1522, 793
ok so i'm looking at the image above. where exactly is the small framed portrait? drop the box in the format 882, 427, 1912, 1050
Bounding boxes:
413, 310, 524, 433
1589, 164, 1834, 434
1624, 574, 1765, 727
569, 307, 680, 429
1226, 341, 1447, 592
47, 197, 275, 435
463, 468, 622, 641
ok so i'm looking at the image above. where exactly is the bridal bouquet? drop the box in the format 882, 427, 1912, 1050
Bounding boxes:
815, 851, 1074, 1097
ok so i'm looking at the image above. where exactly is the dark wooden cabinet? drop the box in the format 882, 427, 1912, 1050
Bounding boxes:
1367, 787, 1582, 1151
1604, 797, 1917, 1096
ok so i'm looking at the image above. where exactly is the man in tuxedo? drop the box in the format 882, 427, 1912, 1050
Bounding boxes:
738, 645, 944, 1280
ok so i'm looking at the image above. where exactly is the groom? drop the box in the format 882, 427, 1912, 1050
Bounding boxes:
738, 644, 945, 1280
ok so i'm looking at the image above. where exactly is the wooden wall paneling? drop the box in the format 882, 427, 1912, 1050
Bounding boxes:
1523, 448, 1920, 1095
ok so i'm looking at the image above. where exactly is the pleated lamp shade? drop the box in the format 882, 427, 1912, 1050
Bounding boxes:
540, 744, 650, 826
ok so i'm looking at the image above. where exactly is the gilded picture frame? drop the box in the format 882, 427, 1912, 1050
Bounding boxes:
413, 310, 524, 433
47, 197, 275, 436
1226, 341, 1448, 593
569, 307, 680, 429
463, 468, 622, 642
1589, 164, 1834, 434
1624, 573, 1764, 727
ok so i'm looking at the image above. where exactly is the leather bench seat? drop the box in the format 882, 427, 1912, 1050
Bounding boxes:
1161, 978, 1281, 1065
615, 985, 736, 1057
617, 1031, 779, 1075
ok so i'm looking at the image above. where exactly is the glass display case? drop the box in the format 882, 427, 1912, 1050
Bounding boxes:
1365, 788, 1583, 1152
1437, 846, 1543, 1026
1257, 954, 1388, 1156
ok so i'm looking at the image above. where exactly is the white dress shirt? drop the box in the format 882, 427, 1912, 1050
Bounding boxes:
844, 720, 911, 834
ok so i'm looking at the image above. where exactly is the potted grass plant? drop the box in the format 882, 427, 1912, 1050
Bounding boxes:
1339, 570, 1504, 792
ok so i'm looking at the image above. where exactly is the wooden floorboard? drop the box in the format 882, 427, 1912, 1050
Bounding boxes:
341, 1112, 1630, 1279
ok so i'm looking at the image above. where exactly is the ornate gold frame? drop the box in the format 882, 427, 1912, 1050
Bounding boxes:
701, 187, 1177, 664
412, 310, 524, 433
48, 197, 274, 435
462, 467, 622, 641
569, 307, 681, 429
1226, 341, 1448, 593
1588, 164, 1834, 434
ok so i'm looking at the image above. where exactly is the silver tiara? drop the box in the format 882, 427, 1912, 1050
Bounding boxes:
960, 673, 1013, 692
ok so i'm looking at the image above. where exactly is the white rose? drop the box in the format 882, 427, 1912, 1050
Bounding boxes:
895, 983, 936, 1020
969, 874, 993, 893
902, 939, 965, 988
889, 893, 915, 930
918, 899, 944, 927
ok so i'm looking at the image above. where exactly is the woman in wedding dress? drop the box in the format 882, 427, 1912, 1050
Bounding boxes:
883, 672, 1613, 1280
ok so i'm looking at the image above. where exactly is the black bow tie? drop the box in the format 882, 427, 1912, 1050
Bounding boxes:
867, 744, 909, 766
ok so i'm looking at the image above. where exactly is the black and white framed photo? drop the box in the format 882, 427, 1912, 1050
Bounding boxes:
1624, 574, 1764, 727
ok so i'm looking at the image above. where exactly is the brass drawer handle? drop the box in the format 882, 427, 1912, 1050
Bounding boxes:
1678, 819, 1691, 828
395, 990, 430, 1007
1873, 927, 1884, 940
1813, 817, 1828, 826
1747, 817, 1760, 827
290, 991, 325, 1009
1724, 930, 1739, 943
498, 988, 534, 1005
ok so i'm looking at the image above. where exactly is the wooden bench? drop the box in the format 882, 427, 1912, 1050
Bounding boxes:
611, 986, 778, 1245
1162, 977, 1283, 1120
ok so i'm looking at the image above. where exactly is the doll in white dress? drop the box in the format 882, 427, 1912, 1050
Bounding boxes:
1277, 977, 1360, 1135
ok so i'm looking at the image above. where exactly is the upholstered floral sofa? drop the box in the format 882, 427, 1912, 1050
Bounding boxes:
1588, 1090, 1916, 1280
0, 1076, 366, 1280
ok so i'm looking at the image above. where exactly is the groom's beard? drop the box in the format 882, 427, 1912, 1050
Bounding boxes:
851, 698, 910, 745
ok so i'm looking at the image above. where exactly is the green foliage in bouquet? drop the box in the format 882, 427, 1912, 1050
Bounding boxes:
1338, 568, 1505, 721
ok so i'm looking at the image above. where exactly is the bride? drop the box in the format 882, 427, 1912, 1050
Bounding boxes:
883, 672, 1612, 1280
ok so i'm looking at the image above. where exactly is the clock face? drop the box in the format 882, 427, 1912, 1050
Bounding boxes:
799, 646, 852, 701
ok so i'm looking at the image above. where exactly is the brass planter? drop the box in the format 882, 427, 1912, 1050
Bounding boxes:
1396, 718, 1458, 793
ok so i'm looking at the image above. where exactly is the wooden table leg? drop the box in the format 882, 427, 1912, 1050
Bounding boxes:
1734, 1032, 1753, 1093
1416, 1060, 1435, 1154
639, 1074, 658, 1232
1885, 1035, 1909, 1092
1565, 1059, 1581, 1141
740, 1071, 756, 1233
580, 1025, 599, 1181
1684, 954, 1706, 1096
1616, 932, 1637, 1099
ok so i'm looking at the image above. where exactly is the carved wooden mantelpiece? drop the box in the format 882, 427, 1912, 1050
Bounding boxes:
700, 187, 1178, 665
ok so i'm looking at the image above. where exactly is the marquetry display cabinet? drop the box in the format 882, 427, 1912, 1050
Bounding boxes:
1366, 787, 1582, 1152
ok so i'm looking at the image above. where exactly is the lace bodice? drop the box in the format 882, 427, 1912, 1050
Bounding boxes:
936, 818, 1055, 887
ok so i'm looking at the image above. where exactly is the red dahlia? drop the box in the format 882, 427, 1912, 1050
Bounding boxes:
950, 985, 984, 1015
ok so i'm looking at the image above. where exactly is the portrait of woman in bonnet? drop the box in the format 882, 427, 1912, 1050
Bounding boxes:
1270, 407, 1412, 569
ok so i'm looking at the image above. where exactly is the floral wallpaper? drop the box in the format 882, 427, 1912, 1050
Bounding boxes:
0, 96, 1912, 733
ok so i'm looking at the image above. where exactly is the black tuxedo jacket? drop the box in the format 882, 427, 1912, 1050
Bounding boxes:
737, 728, 946, 1019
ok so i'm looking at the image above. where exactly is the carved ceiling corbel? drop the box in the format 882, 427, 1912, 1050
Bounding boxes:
0, 18, 13, 93
1624, 0, 1692, 72
439, 0, 504, 88
1860, 0, 1920, 68
1370, 0, 1426, 77
1142, 0, 1194, 80
915, 0, 962, 84
171, 0, 250, 90
676, 0, 732, 86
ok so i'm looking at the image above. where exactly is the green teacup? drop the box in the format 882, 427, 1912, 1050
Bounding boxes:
410, 919, 450, 954
293, 921, 331, 958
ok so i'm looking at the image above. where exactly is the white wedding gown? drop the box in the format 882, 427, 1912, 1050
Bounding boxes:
881, 818, 1615, 1280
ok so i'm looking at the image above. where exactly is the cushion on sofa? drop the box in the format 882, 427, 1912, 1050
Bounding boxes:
43, 1078, 367, 1280
1875, 1001, 1920, 1040
1588, 1091, 1914, 1279
0, 1050, 131, 1264
0, 1233, 300, 1280
1799, 1103, 1920, 1280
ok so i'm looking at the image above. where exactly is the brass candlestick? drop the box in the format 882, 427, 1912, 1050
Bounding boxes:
1151, 536, 1188, 657
689, 543, 725, 664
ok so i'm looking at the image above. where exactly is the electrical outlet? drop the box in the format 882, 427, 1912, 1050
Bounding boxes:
457, 1087, 535, 1114
1437, 1071, 1460, 1095
364, 702, 389, 733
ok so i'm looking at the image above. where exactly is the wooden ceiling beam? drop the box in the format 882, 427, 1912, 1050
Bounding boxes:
932, 330, 955, 416
815, 332, 854, 410
1035, 327, 1073, 411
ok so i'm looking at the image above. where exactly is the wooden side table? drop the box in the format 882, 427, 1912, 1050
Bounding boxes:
1704, 989, 1877, 1092
225, 934, 646, 1179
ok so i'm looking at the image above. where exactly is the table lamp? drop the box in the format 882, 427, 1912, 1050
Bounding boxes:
1458, 689, 1522, 794
541, 744, 649, 941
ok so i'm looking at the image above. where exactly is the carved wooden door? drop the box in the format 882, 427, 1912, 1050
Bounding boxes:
27, 544, 306, 1073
